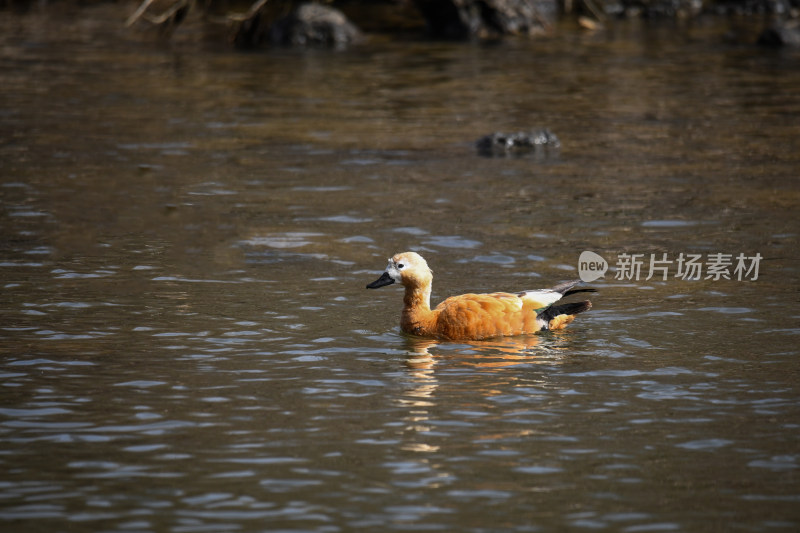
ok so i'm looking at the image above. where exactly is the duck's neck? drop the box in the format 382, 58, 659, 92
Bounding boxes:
403, 283, 432, 313
400, 277, 434, 336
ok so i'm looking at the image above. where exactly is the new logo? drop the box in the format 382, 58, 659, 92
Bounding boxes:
578, 251, 608, 282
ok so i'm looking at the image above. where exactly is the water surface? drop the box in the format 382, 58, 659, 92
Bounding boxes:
1, 5, 799, 532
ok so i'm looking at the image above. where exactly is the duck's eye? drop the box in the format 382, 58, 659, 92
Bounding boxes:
397, 263, 405, 269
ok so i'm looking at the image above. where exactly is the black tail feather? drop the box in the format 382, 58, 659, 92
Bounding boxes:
535, 281, 595, 331
563, 288, 597, 298
538, 300, 593, 325
549, 279, 583, 295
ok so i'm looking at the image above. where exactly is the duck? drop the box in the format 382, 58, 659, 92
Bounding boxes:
366, 251, 592, 341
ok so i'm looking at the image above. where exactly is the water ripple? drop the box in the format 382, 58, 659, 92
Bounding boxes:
423, 235, 482, 249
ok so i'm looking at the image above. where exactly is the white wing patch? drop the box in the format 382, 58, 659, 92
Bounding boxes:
519, 289, 563, 309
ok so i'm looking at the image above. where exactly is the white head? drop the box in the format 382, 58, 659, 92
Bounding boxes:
366, 251, 432, 289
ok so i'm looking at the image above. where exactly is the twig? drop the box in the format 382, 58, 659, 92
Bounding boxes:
581, 0, 607, 22
143, 0, 191, 25
125, 0, 158, 26
205, 0, 271, 24
231, 0, 270, 22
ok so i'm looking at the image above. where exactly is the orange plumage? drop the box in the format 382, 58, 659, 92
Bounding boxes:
366, 252, 592, 341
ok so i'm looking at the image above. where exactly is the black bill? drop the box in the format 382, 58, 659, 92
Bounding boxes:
366, 271, 395, 289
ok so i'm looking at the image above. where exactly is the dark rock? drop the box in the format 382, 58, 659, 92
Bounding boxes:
269, 3, 363, 47
234, 2, 362, 49
758, 19, 800, 47
621, 0, 703, 18
476, 130, 560, 156
706, 0, 799, 16
412, 0, 557, 39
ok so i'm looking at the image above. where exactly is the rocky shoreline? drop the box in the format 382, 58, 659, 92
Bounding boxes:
4, 0, 799, 47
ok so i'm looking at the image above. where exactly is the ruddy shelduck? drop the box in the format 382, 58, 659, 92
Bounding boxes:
366, 251, 592, 341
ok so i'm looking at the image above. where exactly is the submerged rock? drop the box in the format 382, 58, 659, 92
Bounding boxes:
269, 3, 362, 47
234, 2, 362, 48
476, 130, 560, 156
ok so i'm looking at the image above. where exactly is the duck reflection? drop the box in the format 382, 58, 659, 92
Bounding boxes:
403, 334, 571, 371
396, 338, 440, 454
395, 333, 572, 457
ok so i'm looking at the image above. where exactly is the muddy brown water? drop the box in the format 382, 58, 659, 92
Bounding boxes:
1, 5, 799, 532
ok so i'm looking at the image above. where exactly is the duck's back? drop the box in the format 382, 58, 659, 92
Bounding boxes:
430, 292, 540, 340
